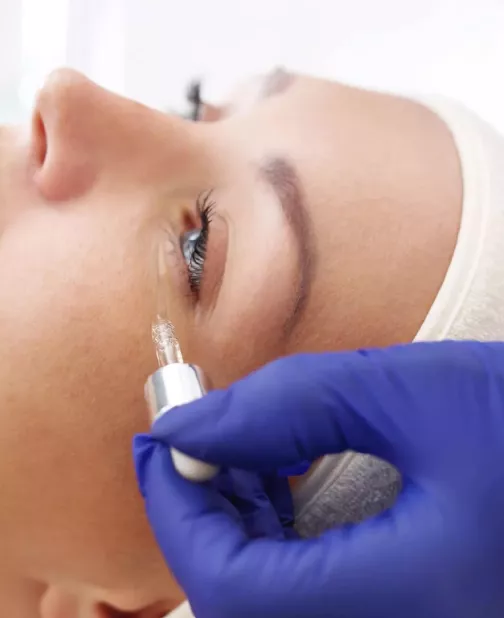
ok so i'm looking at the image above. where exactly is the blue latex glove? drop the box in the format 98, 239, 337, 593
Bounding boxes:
134, 442, 297, 541
134, 341, 504, 618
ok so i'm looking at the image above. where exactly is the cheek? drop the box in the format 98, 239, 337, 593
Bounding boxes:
0, 214, 170, 588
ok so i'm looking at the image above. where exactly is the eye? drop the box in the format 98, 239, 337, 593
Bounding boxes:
181, 192, 215, 294
181, 229, 201, 263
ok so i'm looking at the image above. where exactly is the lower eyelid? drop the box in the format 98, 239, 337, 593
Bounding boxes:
157, 233, 193, 302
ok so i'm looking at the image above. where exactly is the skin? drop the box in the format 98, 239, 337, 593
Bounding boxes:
0, 68, 461, 617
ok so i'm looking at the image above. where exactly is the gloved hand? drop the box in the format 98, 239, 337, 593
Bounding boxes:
133, 341, 504, 618
133, 444, 297, 540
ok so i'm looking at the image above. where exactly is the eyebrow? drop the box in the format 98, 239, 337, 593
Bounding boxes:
259, 157, 316, 336
260, 68, 295, 99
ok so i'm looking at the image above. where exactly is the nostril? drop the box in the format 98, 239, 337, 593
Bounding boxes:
31, 109, 47, 168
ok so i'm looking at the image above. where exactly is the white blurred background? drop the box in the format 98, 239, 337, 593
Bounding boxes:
1, 0, 504, 131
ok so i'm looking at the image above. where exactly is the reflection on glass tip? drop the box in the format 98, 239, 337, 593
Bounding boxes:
152, 317, 184, 366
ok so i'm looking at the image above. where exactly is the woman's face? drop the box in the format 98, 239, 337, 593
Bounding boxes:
0, 69, 458, 616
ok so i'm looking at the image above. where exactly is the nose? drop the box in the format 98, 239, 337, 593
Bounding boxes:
30, 68, 108, 201
30, 68, 212, 204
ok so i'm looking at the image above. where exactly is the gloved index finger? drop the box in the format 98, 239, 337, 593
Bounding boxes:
151, 349, 412, 473
152, 342, 485, 477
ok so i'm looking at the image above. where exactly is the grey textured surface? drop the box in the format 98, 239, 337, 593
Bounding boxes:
295, 454, 402, 538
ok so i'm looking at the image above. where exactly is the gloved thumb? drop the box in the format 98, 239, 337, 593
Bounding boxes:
151, 348, 413, 472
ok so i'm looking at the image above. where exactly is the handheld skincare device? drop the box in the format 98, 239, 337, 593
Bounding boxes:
144, 318, 219, 482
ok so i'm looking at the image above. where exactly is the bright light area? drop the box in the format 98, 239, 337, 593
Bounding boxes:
0, 0, 504, 131
20, 0, 69, 114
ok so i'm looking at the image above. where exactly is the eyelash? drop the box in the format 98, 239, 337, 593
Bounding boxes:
186, 191, 215, 294
185, 80, 203, 121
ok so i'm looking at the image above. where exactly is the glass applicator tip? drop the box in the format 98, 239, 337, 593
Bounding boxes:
145, 318, 219, 482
